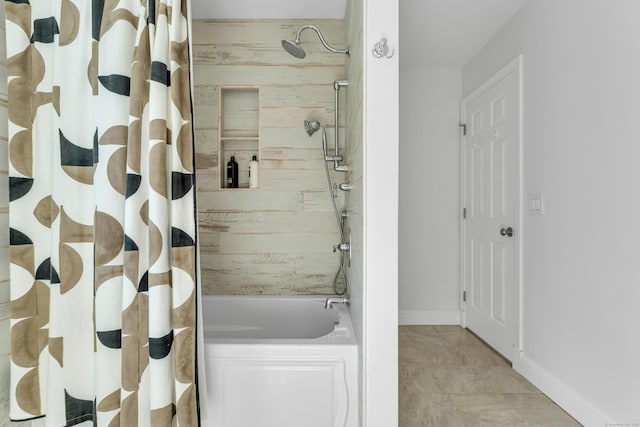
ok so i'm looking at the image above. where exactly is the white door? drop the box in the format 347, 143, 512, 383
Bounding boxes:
461, 58, 521, 361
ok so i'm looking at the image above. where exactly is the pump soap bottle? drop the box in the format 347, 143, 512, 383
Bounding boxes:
226, 155, 238, 188
249, 155, 259, 189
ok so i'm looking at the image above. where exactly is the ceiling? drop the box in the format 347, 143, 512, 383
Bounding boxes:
190, 0, 529, 68
399, 0, 529, 67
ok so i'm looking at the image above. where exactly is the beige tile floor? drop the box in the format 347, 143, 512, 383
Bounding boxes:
399, 325, 583, 427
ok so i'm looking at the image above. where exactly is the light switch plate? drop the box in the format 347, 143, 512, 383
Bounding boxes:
528, 193, 543, 215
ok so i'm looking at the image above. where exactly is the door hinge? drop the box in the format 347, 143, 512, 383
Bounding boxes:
463, 208, 467, 219
459, 123, 467, 136
463, 291, 467, 302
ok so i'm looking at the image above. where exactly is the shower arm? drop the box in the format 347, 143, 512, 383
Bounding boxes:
295, 25, 350, 55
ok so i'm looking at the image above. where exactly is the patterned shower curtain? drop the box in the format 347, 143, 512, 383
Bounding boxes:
6, 0, 201, 425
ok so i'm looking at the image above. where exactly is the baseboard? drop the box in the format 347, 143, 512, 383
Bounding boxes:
513, 354, 616, 427
398, 310, 461, 325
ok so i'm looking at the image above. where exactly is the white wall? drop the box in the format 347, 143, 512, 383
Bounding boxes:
462, 1, 640, 425
398, 67, 461, 325
363, 0, 399, 425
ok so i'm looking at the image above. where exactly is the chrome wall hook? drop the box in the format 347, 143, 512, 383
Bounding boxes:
372, 38, 394, 59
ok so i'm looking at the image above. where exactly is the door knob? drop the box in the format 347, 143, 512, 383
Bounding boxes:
500, 227, 514, 237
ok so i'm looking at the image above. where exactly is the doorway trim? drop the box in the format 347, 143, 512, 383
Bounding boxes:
459, 55, 524, 360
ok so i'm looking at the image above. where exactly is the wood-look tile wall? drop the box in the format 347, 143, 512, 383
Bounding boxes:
193, 19, 348, 295
344, 0, 365, 340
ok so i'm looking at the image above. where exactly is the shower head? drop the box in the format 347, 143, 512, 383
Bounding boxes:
282, 25, 350, 59
282, 39, 306, 59
304, 120, 337, 165
304, 120, 322, 136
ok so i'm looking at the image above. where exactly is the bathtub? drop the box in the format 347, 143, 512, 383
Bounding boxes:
202, 295, 359, 427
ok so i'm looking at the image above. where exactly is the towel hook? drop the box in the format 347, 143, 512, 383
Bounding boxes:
372, 38, 394, 59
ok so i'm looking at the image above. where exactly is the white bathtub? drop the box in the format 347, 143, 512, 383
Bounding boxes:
202, 295, 359, 427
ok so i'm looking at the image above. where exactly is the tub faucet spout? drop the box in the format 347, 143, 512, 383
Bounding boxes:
325, 296, 350, 309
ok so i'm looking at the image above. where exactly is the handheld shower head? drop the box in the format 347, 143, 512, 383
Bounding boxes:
282, 25, 350, 59
304, 120, 342, 166
304, 120, 322, 136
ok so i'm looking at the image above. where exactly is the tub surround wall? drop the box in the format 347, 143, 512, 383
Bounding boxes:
342, 0, 365, 422
192, 19, 348, 295
344, 0, 364, 346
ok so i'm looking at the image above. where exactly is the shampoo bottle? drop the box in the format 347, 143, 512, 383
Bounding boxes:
249, 155, 259, 189
226, 155, 238, 188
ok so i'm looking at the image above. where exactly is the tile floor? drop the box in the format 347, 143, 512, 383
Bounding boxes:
399, 325, 582, 427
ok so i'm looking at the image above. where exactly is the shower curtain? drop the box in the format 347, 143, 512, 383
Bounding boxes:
7, 0, 201, 425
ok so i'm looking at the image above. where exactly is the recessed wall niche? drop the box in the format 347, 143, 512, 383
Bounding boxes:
218, 86, 260, 190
